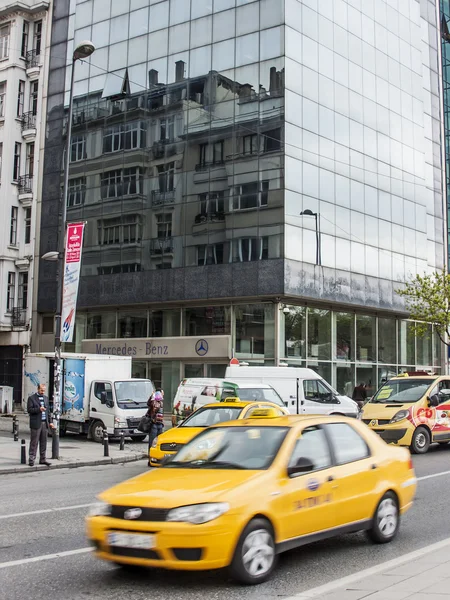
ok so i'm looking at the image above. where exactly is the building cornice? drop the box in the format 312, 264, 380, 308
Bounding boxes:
0, 2, 49, 19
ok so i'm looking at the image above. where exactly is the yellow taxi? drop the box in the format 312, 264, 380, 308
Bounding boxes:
86, 411, 416, 585
149, 399, 289, 467
361, 372, 450, 454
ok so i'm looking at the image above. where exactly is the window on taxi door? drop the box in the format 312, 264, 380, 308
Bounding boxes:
288, 426, 332, 472
325, 423, 370, 464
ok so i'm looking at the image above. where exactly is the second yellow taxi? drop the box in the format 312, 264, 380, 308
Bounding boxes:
149, 399, 288, 466
87, 411, 416, 585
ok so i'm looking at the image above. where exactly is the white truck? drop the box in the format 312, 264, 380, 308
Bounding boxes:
224, 365, 359, 418
24, 353, 153, 443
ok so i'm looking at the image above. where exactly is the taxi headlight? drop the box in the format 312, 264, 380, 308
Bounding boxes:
88, 501, 111, 517
166, 503, 229, 524
390, 410, 409, 424
151, 436, 158, 449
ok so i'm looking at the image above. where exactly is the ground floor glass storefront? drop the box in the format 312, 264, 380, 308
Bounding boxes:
65, 302, 444, 409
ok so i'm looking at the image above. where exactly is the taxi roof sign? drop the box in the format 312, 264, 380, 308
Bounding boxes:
248, 408, 279, 419
223, 396, 240, 403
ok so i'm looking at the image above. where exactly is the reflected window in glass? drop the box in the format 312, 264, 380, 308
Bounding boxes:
284, 306, 306, 359
356, 315, 375, 362
68, 178, 86, 207
232, 181, 269, 210
185, 306, 231, 335
307, 309, 331, 360
233, 237, 269, 262
118, 311, 147, 338
335, 312, 354, 361
378, 317, 396, 364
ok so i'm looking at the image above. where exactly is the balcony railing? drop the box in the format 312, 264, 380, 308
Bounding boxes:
195, 160, 225, 171
26, 50, 40, 69
150, 238, 174, 254
151, 190, 175, 206
12, 308, 27, 327
21, 112, 36, 131
18, 175, 33, 194
194, 212, 225, 224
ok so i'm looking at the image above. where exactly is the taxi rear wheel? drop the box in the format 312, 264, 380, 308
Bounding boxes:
367, 492, 399, 544
410, 426, 430, 454
229, 518, 277, 585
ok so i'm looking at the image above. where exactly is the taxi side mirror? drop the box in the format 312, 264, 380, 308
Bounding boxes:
429, 395, 440, 408
287, 457, 315, 477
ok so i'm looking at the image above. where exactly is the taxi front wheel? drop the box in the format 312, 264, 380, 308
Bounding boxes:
229, 518, 277, 585
367, 492, 399, 544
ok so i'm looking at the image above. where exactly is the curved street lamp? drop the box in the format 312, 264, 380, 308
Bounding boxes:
49, 40, 95, 460
300, 209, 321, 266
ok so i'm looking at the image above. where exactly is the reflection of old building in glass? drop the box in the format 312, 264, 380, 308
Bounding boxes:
0, 0, 51, 405
35, 0, 447, 407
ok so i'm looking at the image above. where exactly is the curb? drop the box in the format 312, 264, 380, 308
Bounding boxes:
0, 452, 147, 475
287, 536, 450, 599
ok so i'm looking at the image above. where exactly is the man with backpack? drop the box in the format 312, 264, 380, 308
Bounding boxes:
147, 389, 164, 466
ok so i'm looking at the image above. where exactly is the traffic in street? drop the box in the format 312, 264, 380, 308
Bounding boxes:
1, 445, 450, 600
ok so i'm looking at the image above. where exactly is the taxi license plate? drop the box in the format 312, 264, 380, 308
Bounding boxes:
108, 532, 155, 549
164, 453, 172, 458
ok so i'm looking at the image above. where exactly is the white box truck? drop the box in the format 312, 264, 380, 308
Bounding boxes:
224, 365, 359, 418
24, 353, 154, 442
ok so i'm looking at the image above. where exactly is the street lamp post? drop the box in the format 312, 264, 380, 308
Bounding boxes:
48, 41, 95, 460
300, 209, 321, 266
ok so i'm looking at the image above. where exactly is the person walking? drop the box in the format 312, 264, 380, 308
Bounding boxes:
147, 390, 164, 466
352, 382, 367, 409
27, 384, 55, 467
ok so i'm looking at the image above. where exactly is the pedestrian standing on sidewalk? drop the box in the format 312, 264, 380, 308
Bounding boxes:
147, 390, 165, 466
27, 384, 55, 467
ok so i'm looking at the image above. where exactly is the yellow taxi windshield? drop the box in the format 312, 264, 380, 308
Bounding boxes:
370, 379, 434, 403
163, 426, 289, 470
180, 406, 243, 428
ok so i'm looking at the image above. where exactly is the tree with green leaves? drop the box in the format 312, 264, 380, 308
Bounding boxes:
397, 271, 450, 347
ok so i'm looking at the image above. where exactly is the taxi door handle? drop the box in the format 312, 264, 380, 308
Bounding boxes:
371, 464, 377, 470
327, 475, 334, 482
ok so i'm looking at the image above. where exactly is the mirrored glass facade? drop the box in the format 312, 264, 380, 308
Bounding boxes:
36, 0, 446, 403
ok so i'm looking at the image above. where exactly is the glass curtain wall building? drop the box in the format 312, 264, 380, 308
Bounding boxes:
441, 0, 450, 253
35, 0, 447, 408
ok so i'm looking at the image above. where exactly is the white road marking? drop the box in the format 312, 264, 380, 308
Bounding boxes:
417, 468, 450, 482
288, 536, 450, 599
0, 503, 92, 520
0, 547, 93, 569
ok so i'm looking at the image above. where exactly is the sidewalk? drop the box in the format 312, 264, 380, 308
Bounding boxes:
0, 414, 155, 475
291, 537, 450, 599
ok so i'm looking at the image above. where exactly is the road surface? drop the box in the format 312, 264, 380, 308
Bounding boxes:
1, 446, 450, 600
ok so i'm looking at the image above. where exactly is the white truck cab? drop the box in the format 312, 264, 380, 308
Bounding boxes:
224, 365, 359, 418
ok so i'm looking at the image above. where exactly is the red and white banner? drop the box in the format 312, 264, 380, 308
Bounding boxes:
61, 222, 85, 343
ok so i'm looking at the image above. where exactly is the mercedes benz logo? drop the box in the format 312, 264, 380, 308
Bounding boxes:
124, 508, 142, 520
370, 420, 377, 426
195, 339, 209, 357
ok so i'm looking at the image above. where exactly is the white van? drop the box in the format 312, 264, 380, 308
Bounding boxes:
172, 378, 285, 425
224, 366, 359, 418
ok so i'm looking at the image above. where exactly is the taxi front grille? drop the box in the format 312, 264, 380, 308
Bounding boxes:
110, 505, 169, 522
362, 419, 391, 426
110, 546, 160, 560
160, 442, 184, 451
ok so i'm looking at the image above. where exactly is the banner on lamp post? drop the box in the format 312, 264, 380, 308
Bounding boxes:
60, 222, 85, 343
